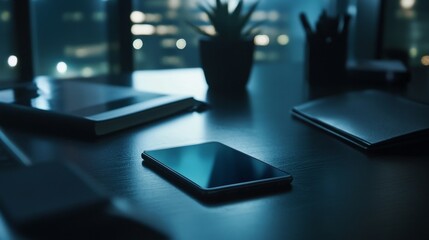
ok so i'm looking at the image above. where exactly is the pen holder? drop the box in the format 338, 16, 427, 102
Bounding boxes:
301, 11, 350, 85
305, 32, 347, 85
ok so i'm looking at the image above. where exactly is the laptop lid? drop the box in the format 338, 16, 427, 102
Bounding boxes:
0, 127, 32, 168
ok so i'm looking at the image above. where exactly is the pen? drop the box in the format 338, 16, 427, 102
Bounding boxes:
299, 12, 313, 39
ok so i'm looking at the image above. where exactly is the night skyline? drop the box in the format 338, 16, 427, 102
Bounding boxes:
0, 0, 428, 81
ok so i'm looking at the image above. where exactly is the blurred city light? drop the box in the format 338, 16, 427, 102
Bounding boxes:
1, 11, 10, 22
161, 39, 177, 48
176, 39, 187, 50
277, 34, 290, 45
400, 0, 415, 9
254, 35, 270, 46
62, 11, 84, 22
7, 55, 18, 67
409, 47, 418, 58
267, 11, 280, 21
131, 24, 156, 35
421, 55, 429, 66
130, 11, 145, 23
81, 67, 94, 77
156, 25, 179, 35
56, 61, 68, 74
144, 13, 162, 22
133, 39, 143, 50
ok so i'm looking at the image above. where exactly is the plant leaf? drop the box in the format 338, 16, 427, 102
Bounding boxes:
185, 20, 214, 38
242, 21, 263, 39
231, 0, 243, 21
197, 3, 216, 27
188, 0, 260, 41
238, 1, 259, 33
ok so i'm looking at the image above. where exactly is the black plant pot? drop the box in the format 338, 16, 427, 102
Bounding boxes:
199, 38, 255, 92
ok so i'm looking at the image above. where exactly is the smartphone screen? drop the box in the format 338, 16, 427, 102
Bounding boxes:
142, 142, 292, 198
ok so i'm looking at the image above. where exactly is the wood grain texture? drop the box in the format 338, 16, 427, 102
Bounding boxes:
4, 63, 429, 240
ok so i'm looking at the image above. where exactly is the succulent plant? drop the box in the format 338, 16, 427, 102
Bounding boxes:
188, 0, 260, 41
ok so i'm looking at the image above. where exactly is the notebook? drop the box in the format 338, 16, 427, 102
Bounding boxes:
0, 78, 200, 136
292, 90, 429, 151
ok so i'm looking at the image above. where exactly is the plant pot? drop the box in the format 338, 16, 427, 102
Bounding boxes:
199, 38, 255, 92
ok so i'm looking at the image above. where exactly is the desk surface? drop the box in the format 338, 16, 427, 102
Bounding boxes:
4, 63, 429, 239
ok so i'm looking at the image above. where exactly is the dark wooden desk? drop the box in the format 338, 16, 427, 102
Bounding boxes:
4, 63, 429, 239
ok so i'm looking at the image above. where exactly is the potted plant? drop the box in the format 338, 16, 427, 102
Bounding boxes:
188, 0, 260, 92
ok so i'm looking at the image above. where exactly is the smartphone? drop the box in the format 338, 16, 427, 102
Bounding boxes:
141, 142, 292, 199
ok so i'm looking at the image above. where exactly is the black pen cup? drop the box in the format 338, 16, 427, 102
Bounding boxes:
305, 32, 348, 85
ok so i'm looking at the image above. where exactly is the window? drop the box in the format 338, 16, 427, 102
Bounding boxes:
381, 0, 429, 67
29, 0, 328, 76
132, 0, 326, 70
6, 0, 425, 81
0, 0, 17, 81
31, 0, 110, 78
